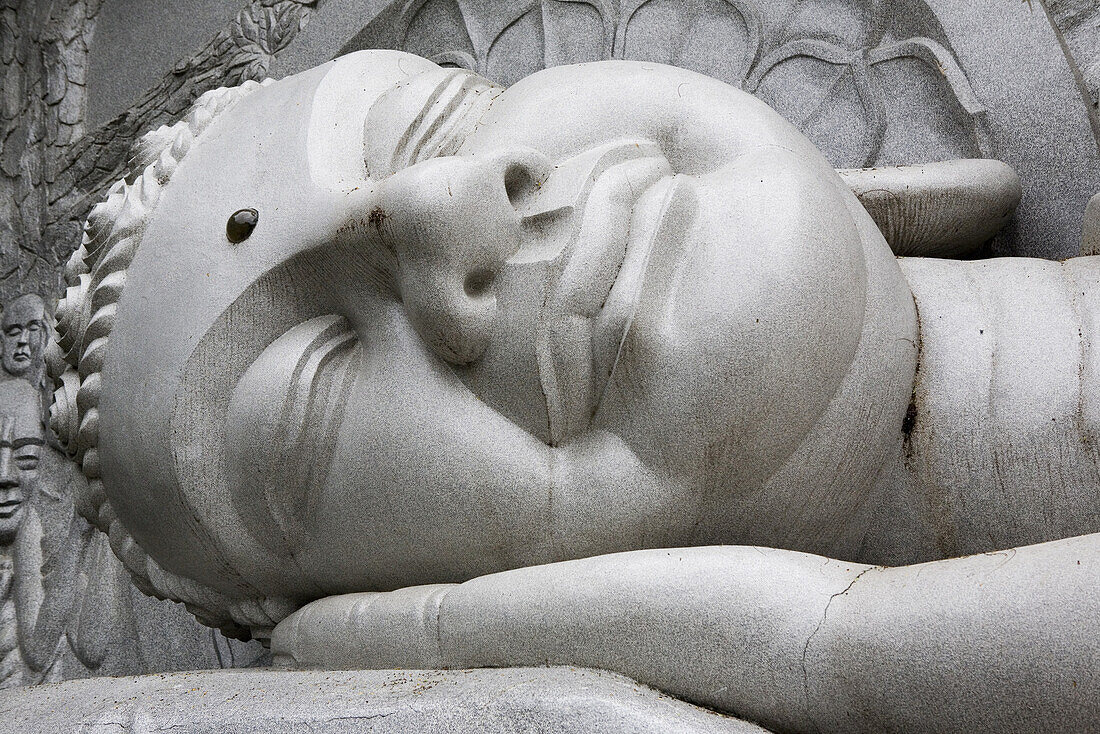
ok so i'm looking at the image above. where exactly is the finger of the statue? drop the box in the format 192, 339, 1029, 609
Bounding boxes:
0, 418, 14, 484
11, 507, 57, 672
0, 558, 12, 599
271, 585, 455, 670
838, 159, 1021, 257
272, 547, 871, 734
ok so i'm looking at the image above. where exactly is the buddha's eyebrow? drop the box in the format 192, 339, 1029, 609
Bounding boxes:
4, 437, 44, 449
384, 70, 498, 175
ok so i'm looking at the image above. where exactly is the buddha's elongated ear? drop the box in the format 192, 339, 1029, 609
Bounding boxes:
838, 160, 1021, 258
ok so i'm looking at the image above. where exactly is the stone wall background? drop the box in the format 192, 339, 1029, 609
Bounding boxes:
0, 0, 319, 305
1, 0, 99, 306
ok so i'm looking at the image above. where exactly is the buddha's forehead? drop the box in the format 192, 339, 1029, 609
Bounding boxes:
2, 295, 45, 329
0, 381, 43, 440
310, 50, 441, 189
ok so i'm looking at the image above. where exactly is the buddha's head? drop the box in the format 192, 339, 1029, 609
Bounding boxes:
0, 380, 45, 545
2, 294, 47, 383
50, 51, 916, 638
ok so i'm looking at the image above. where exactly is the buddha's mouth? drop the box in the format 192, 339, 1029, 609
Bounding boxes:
503, 140, 673, 445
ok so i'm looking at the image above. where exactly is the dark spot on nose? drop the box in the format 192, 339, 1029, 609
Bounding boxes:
226, 208, 259, 243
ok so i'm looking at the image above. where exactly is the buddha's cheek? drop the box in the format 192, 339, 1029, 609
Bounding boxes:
286, 329, 698, 588
594, 171, 867, 499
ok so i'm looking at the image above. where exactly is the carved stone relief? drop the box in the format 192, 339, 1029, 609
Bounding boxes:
12, 50, 1096, 731
0, 0, 320, 307
1046, 0, 1100, 113
0, 293, 266, 688
341, 0, 985, 170
0, 294, 47, 392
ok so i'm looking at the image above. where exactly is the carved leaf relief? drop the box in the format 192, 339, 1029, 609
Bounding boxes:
619, 0, 759, 86
748, 34, 985, 167
350, 0, 987, 170
484, 8, 545, 86
403, 0, 477, 70
542, 0, 611, 68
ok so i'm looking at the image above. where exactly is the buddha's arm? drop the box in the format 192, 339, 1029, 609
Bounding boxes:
272, 534, 1099, 734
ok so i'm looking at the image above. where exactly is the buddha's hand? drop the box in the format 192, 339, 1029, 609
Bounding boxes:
270, 546, 871, 733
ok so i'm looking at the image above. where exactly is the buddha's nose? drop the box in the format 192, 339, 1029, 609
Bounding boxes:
0, 419, 17, 490
377, 147, 551, 365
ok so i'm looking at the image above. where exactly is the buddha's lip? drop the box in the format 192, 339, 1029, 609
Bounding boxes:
588, 174, 689, 407
527, 144, 674, 444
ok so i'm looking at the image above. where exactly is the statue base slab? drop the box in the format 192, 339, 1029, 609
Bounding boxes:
0, 666, 770, 733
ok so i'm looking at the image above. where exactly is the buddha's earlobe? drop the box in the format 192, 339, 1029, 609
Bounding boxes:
838, 159, 1021, 258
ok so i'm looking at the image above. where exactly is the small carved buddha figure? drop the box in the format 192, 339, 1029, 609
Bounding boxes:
0, 376, 128, 688
49, 51, 1099, 731
1, 295, 48, 391
0, 380, 64, 688
0, 424, 35, 548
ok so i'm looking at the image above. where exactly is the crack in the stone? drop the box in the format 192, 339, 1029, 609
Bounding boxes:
800, 566, 873, 734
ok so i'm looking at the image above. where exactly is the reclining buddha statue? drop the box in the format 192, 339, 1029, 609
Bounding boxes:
45, 50, 1098, 733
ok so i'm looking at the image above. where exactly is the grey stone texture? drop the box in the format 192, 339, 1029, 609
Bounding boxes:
919, 0, 1100, 257
0, 0, 320, 306
85, 0, 244, 128
1046, 0, 1100, 113
1085, 192, 1100, 255
2, 1, 1100, 730
38, 49, 1100, 730
0, 0, 101, 306
0, 666, 773, 733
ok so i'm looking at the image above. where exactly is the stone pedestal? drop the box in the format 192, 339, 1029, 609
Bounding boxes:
0, 667, 770, 734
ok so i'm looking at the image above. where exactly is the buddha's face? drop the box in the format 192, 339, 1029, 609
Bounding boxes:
95, 52, 914, 608
0, 381, 44, 544
2, 295, 46, 380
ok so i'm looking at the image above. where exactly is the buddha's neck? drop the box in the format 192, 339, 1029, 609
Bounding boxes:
862, 256, 1100, 565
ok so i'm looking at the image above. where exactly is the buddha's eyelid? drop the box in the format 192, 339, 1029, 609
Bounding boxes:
11, 438, 43, 450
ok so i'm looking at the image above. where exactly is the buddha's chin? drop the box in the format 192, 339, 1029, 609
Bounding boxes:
3, 355, 30, 376
0, 512, 22, 545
